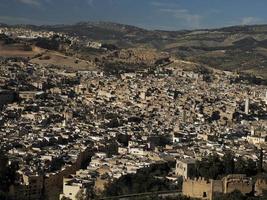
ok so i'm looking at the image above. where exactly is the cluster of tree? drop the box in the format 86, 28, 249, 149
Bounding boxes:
0, 34, 16, 44
154, 57, 171, 66
49, 157, 65, 172
35, 35, 61, 50
0, 150, 18, 200
21, 43, 32, 51
209, 110, 221, 122
0, 57, 28, 63
148, 135, 172, 148
104, 139, 119, 158
101, 195, 198, 200
230, 74, 267, 86
103, 162, 176, 197
39, 55, 51, 60
214, 190, 267, 200
34, 35, 71, 51
102, 61, 148, 75
196, 152, 261, 180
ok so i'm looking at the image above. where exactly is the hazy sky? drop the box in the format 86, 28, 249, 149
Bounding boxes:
0, 0, 267, 30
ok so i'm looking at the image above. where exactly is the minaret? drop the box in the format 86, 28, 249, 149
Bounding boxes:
174, 119, 180, 132
62, 119, 66, 127
251, 126, 255, 136
245, 97, 249, 115
181, 109, 186, 123
253, 91, 256, 98
257, 148, 263, 173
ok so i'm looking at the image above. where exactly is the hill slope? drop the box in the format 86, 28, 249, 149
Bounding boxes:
3, 22, 267, 79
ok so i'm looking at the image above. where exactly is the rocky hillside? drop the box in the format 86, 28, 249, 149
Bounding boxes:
28, 22, 267, 79
3, 22, 267, 79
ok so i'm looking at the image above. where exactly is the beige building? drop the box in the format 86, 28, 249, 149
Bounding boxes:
175, 158, 196, 179
60, 177, 93, 200
9, 146, 92, 200
247, 135, 267, 145
9, 174, 44, 200
19, 91, 44, 100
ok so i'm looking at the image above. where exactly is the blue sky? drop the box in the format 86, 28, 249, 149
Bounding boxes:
0, 0, 267, 30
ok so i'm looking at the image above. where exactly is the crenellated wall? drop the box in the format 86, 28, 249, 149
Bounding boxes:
255, 178, 267, 196
182, 174, 254, 200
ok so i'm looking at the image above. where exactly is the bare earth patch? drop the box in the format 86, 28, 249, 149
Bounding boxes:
0, 43, 43, 57
30, 51, 97, 71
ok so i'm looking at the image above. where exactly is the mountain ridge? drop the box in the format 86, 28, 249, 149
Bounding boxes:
1, 21, 267, 79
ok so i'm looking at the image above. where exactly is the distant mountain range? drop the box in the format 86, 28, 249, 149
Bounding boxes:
1, 21, 267, 79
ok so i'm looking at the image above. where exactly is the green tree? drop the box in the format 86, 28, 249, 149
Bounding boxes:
235, 157, 247, 174
214, 190, 246, 200
235, 157, 257, 176
222, 152, 235, 174
103, 163, 173, 197
0, 191, 8, 200
246, 159, 257, 176
106, 140, 118, 158
75, 189, 89, 200
196, 154, 224, 179
0, 150, 18, 198
259, 190, 267, 200
0, 150, 9, 192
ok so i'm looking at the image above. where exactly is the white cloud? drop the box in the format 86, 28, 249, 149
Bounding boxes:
151, 1, 180, 8
0, 15, 58, 25
17, 0, 40, 6
87, 0, 94, 7
0, 15, 36, 24
241, 17, 262, 25
159, 8, 202, 29
151, 1, 202, 29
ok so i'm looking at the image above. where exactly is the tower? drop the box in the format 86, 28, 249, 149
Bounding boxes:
257, 148, 263, 173
62, 119, 66, 127
251, 126, 255, 136
174, 118, 180, 132
64, 109, 73, 121
245, 98, 249, 115
181, 109, 186, 123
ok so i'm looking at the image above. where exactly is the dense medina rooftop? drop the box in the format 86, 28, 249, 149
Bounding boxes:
0, 28, 266, 200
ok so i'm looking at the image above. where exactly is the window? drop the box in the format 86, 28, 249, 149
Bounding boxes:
203, 192, 207, 197
31, 179, 37, 184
